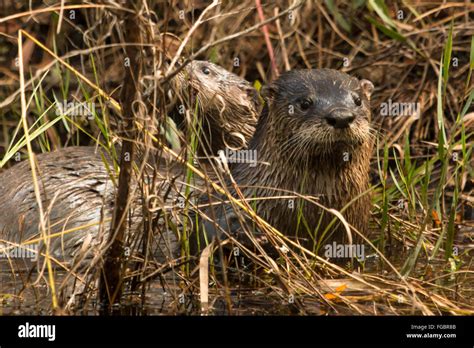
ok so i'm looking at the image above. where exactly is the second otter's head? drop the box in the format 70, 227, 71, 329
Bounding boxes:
174, 60, 260, 154
260, 69, 374, 159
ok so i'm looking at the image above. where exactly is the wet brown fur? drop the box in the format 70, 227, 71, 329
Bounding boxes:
207, 69, 374, 248
174, 60, 260, 154
0, 61, 258, 261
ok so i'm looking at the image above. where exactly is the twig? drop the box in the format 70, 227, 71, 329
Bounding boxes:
162, 0, 305, 85
98, 4, 142, 315
256, 0, 279, 78
166, 0, 220, 75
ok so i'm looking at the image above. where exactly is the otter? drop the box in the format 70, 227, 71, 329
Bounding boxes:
0, 147, 119, 260
0, 68, 373, 264
0, 145, 193, 264
0, 60, 259, 262
198, 69, 374, 252
173, 60, 260, 155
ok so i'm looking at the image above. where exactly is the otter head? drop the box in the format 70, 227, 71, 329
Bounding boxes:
174, 60, 259, 153
183, 60, 230, 92
261, 69, 374, 159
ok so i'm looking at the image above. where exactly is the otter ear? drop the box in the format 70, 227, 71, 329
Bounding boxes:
360, 79, 374, 101
260, 85, 277, 102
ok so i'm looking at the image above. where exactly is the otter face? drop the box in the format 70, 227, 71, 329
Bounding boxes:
185, 60, 225, 87
174, 60, 259, 153
184, 60, 248, 92
262, 69, 374, 152
180, 61, 228, 101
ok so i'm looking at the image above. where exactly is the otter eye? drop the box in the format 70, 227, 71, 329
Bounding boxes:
201, 67, 211, 75
353, 94, 362, 106
299, 98, 313, 111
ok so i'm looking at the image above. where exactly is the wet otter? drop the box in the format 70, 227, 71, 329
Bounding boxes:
0, 147, 118, 260
199, 69, 374, 252
173, 60, 259, 154
0, 68, 373, 264
0, 61, 259, 262
0, 145, 193, 264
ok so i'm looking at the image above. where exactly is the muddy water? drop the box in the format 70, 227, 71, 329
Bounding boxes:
0, 261, 318, 315
1, 231, 473, 316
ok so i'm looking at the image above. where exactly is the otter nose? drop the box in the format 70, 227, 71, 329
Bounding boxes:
325, 110, 355, 129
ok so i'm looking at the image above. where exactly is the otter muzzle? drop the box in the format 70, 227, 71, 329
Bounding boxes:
325, 110, 355, 129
